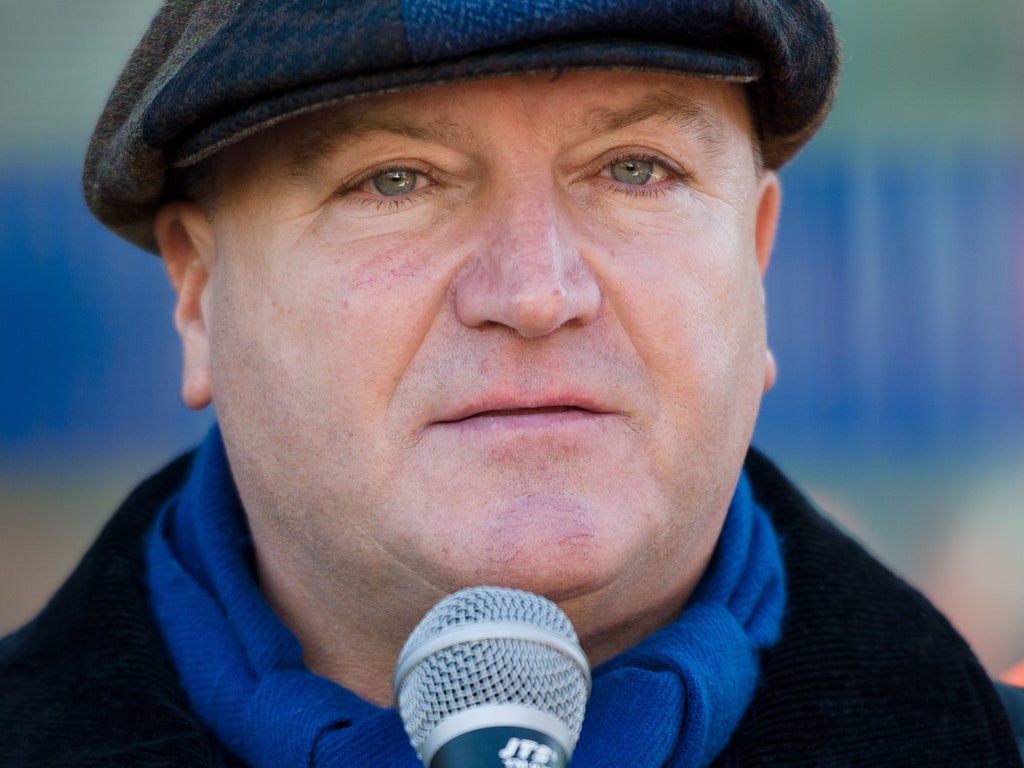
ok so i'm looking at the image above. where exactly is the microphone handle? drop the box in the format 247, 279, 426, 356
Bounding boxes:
429, 726, 569, 768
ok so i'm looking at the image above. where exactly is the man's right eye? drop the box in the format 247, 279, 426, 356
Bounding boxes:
370, 169, 421, 196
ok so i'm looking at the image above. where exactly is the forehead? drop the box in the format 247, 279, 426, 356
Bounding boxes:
214, 71, 756, 182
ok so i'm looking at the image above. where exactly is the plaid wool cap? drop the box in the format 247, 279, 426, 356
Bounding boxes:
84, 0, 840, 253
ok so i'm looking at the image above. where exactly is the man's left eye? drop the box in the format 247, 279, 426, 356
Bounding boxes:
371, 169, 420, 196
608, 159, 658, 186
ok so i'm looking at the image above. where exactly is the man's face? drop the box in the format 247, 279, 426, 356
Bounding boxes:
160, 71, 779, 656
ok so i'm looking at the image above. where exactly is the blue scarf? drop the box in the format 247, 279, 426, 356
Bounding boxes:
147, 426, 785, 767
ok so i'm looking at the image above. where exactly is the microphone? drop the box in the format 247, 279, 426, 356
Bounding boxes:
393, 586, 591, 768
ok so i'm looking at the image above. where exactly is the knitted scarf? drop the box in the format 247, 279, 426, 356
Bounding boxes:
146, 426, 785, 767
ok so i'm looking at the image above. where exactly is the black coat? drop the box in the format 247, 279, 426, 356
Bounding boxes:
2, 450, 1021, 766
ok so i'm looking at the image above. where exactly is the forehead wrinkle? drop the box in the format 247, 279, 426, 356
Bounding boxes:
286, 110, 464, 180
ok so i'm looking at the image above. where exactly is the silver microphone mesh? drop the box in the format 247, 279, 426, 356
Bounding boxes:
393, 587, 591, 755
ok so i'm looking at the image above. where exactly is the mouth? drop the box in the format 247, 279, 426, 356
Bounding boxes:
425, 394, 623, 446
431, 404, 608, 438
444, 405, 590, 423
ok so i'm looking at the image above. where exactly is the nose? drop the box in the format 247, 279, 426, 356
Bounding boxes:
453, 188, 601, 338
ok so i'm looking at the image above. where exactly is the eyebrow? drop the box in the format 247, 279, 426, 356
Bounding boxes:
583, 90, 731, 159
286, 88, 734, 179
287, 113, 462, 180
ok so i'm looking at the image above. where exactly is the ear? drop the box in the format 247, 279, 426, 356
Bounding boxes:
754, 170, 781, 278
154, 201, 216, 410
754, 171, 781, 392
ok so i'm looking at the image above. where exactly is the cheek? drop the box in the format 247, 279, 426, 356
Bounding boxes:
604, 217, 767, 442
613, 217, 762, 359
207, 225, 451, 433
205, 261, 314, 461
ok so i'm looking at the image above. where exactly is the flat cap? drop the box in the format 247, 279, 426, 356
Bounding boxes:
84, 0, 840, 253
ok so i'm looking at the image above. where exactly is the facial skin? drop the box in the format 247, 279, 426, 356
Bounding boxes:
156, 71, 780, 705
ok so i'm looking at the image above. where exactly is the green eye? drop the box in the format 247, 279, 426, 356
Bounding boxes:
372, 169, 418, 196
609, 159, 655, 185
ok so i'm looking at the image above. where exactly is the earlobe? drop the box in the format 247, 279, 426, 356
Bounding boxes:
154, 202, 215, 411
754, 171, 781, 277
764, 348, 777, 393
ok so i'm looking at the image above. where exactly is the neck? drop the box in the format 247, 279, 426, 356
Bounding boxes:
253, 534, 452, 707
566, 586, 694, 670
258, 546, 700, 706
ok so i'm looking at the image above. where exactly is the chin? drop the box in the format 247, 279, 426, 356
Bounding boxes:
457, 540, 619, 606
415, 493, 649, 603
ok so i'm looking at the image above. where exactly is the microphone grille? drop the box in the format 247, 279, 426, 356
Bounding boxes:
393, 586, 590, 755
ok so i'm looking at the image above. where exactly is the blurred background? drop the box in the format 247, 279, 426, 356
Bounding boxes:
1, 1, 1021, 676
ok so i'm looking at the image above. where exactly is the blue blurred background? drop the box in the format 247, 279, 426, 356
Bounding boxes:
2, 1, 1022, 674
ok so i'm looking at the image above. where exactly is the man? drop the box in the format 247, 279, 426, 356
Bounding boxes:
3, 1, 1022, 765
